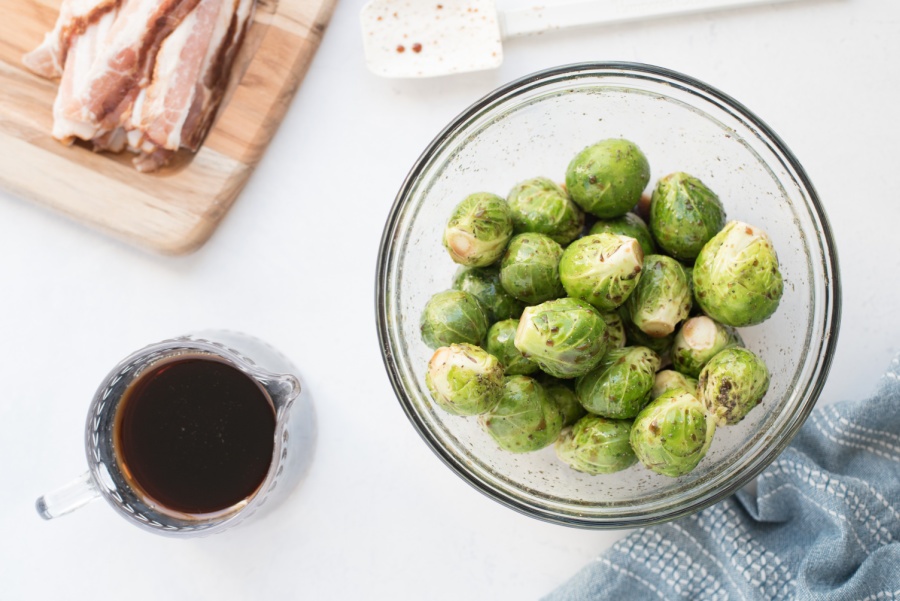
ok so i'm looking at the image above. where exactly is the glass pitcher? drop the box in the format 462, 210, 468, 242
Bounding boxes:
35, 330, 315, 536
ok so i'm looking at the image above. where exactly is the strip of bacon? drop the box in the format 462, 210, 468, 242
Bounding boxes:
137, 0, 225, 151
51, 5, 119, 144
23, 0, 121, 79
180, 0, 254, 152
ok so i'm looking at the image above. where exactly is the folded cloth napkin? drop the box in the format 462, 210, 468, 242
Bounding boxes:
544, 354, 900, 601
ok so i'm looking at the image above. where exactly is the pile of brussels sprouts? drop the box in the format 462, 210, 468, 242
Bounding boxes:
420, 138, 782, 478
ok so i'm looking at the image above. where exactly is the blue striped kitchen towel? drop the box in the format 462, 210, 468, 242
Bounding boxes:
544, 354, 900, 601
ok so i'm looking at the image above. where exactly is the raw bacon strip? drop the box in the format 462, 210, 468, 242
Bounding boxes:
59, 0, 203, 126
137, 0, 225, 151
180, 0, 253, 151
51, 6, 119, 144
23, 0, 121, 79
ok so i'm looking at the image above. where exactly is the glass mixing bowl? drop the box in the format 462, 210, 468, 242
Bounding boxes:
376, 63, 841, 528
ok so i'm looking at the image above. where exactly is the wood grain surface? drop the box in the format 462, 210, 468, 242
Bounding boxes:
0, 0, 337, 254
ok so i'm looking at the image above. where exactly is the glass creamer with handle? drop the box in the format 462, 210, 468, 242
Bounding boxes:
36, 330, 315, 536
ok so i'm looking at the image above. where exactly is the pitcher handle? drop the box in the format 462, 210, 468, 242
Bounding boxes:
36, 471, 100, 520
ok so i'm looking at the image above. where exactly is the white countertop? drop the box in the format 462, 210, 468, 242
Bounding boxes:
1, 0, 898, 598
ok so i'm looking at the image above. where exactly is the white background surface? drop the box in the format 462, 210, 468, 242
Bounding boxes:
1, 0, 898, 599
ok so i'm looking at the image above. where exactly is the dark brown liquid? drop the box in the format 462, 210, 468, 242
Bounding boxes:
114, 355, 276, 515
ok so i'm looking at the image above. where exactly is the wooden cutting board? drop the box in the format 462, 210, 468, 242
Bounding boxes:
0, 0, 337, 254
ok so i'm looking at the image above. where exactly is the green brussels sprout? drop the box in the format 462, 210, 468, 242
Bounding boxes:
619, 307, 676, 356
698, 347, 770, 426
575, 346, 660, 418
555, 416, 637, 475
479, 376, 564, 452
514, 297, 608, 379
600, 311, 627, 350
589, 212, 657, 256
507, 177, 585, 245
565, 139, 651, 218
649, 172, 726, 261
539, 376, 586, 427
486, 319, 539, 376
652, 370, 699, 400
626, 254, 692, 338
683, 266, 704, 317
630, 389, 716, 477
443, 192, 514, 267
671, 316, 743, 378
420, 290, 489, 349
452, 266, 525, 322
692, 221, 784, 327
559, 233, 644, 311
499, 233, 565, 304
425, 344, 505, 416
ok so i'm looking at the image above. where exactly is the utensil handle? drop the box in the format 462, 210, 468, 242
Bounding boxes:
35, 471, 100, 520
500, 0, 802, 38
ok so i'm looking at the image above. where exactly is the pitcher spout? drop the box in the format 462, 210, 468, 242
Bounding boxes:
260, 372, 301, 410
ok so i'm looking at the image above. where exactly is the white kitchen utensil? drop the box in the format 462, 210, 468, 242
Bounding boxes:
361, 0, 804, 78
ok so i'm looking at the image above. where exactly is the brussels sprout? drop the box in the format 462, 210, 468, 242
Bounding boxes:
443, 192, 514, 267
649, 172, 726, 261
499, 233, 565, 304
693, 221, 784, 327
698, 347, 770, 426
486, 319, 539, 376
559, 233, 644, 311
514, 297, 608, 379
576, 346, 660, 418
555, 416, 637, 475
540, 376, 586, 427
452, 266, 525, 322
589, 212, 656, 256
626, 254, 692, 338
425, 344, 505, 416
420, 290, 489, 349
565, 139, 651, 218
671, 316, 743, 378
479, 375, 564, 452
652, 370, 699, 399
507, 177, 585, 245
683, 266, 704, 317
600, 311, 627, 350
619, 307, 676, 356
630, 389, 716, 477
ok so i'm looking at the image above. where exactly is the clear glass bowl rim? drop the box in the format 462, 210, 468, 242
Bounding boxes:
375, 61, 842, 529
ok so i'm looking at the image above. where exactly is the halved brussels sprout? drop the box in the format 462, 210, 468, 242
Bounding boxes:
589, 212, 656, 257
626, 254, 692, 338
576, 346, 660, 419
479, 375, 563, 452
630, 389, 716, 477
699, 347, 770, 426
507, 177, 585, 245
453, 266, 525, 322
420, 290, 489, 349
425, 344, 505, 416
486, 319, 539, 376
443, 192, 514, 267
514, 297, 608, 379
559, 233, 644, 311
555, 416, 637, 475
671, 316, 743, 378
649, 172, 726, 261
499, 233, 565, 304
539, 375, 586, 427
651, 370, 699, 400
565, 139, 651, 218
693, 221, 784, 327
